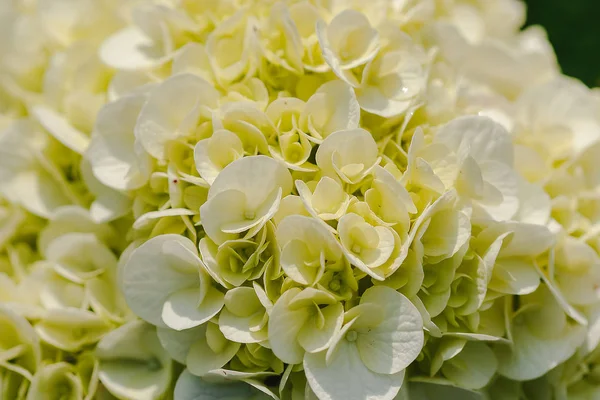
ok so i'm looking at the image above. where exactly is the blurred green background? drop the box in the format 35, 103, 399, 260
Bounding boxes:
524, 0, 600, 87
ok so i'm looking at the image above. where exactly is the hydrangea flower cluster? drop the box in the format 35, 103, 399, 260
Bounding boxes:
1, 0, 600, 399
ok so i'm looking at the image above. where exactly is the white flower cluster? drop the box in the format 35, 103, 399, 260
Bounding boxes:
0, 0, 599, 399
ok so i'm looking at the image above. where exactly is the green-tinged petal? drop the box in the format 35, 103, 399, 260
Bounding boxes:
96, 321, 172, 400
268, 288, 311, 364
434, 116, 513, 166
219, 304, 268, 344
489, 257, 540, 295
186, 323, 241, 376
201, 156, 292, 245
494, 321, 585, 381
174, 369, 270, 400
430, 337, 466, 376
356, 286, 424, 374
134, 73, 219, 160
31, 105, 89, 154
0, 305, 40, 375
46, 232, 117, 284
441, 342, 497, 389
405, 381, 486, 400
157, 325, 204, 364
86, 94, 152, 191
120, 234, 203, 327
297, 303, 343, 353
35, 308, 112, 352
304, 342, 404, 400
162, 285, 224, 331
26, 363, 83, 400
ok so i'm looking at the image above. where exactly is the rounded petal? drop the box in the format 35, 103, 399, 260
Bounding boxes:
356, 286, 424, 374
87, 271, 132, 323
297, 303, 344, 353
207, 156, 293, 207
135, 73, 219, 159
162, 286, 224, 331
27, 363, 83, 400
172, 43, 215, 83
407, 381, 486, 400
478, 222, 555, 258
194, 130, 244, 185
494, 322, 585, 381
372, 166, 417, 214
157, 325, 204, 364
100, 27, 170, 70
96, 321, 172, 400
219, 287, 267, 343
301, 80, 360, 140
174, 369, 269, 400
268, 288, 311, 364
120, 234, 201, 327
218, 307, 268, 344
316, 129, 379, 183
489, 258, 540, 295
31, 106, 89, 154
86, 94, 152, 191
435, 116, 514, 166
441, 342, 497, 390
199, 189, 249, 245
35, 308, 112, 352
186, 325, 241, 376
514, 178, 550, 225
277, 214, 343, 285
477, 161, 519, 221
38, 205, 116, 256
40, 272, 86, 310
46, 232, 117, 284
0, 305, 40, 374
201, 156, 292, 243
304, 342, 404, 400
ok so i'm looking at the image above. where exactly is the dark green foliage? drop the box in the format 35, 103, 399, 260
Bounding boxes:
524, 0, 600, 87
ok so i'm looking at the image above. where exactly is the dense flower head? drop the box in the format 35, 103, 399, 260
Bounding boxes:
0, 0, 600, 399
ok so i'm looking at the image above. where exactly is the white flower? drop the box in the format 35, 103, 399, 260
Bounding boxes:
355, 26, 428, 117
34, 308, 113, 352
316, 9, 380, 86
100, 4, 199, 70
87, 93, 152, 191
0, 120, 75, 218
433, 115, 519, 221
121, 234, 224, 331
493, 286, 586, 381
474, 221, 554, 295
261, 2, 303, 74
276, 215, 345, 286
304, 286, 423, 400
269, 287, 344, 364
200, 156, 292, 245
218, 284, 270, 344
299, 80, 360, 143
296, 177, 350, 223
513, 77, 600, 163
205, 9, 259, 86
194, 129, 244, 185
135, 73, 220, 160
96, 320, 173, 400
315, 128, 381, 185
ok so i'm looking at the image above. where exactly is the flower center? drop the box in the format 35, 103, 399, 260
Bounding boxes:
346, 330, 358, 342
329, 279, 341, 292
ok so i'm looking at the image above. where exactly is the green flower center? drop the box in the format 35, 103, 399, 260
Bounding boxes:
346, 330, 358, 342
